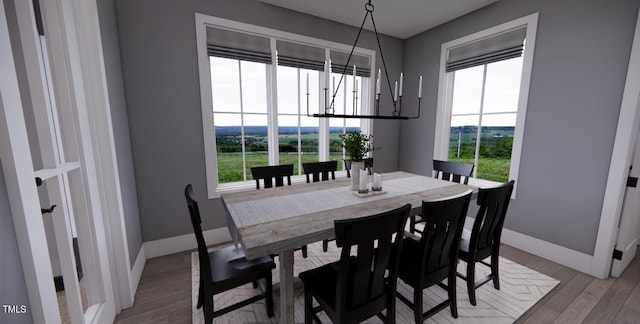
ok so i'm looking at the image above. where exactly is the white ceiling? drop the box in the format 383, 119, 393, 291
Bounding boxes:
258, 0, 499, 39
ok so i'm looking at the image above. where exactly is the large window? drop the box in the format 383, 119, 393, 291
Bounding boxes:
196, 15, 375, 196
449, 57, 523, 182
435, 14, 538, 192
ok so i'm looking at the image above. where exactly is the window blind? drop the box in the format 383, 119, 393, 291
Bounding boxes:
330, 50, 370, 77
206, 27, 271, 64
446, 27, 526, 72
276, 40, 325, 71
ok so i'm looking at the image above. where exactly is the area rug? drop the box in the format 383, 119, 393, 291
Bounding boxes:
192, 242, 559, 323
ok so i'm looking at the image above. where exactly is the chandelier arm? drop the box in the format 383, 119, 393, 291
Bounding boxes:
329, 10, 370, 109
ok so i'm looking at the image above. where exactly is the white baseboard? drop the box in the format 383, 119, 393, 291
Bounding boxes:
501, 227, 594, 275
129, 246, 146, 300
143, 227, 232, 259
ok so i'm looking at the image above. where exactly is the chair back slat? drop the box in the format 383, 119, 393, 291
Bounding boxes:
420, 192, 472, 273
344, 158, 374, 177
334, 204, 410, 311
433, 159, 474, 184
303, 161, 337, 183
471, 180, 515, 252
250, 164, 294, 189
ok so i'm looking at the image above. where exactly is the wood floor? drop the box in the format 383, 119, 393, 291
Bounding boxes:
114, 244, 640, 324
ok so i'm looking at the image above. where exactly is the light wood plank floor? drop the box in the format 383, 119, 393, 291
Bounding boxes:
114, 244, 640, 323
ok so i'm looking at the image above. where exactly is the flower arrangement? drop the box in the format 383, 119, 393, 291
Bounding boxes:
339, 131, 375, 162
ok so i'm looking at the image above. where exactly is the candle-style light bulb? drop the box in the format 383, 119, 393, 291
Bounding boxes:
418, 75, 423, 99
394, 81, 398, 102
399, 72, 403, 97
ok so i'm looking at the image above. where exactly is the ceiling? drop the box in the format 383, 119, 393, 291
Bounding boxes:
258, 0, 499, 39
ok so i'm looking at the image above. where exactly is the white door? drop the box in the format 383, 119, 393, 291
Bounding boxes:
1, 0, 116, 323
612, 99, 640, 277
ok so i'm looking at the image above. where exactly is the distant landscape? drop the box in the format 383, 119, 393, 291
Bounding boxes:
215, 126, 359, 183
449, 125, 514, 182
214, 125, 514, 183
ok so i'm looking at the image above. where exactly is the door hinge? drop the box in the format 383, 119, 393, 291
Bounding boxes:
613, 249, 623, 260
627, 176, 638, 188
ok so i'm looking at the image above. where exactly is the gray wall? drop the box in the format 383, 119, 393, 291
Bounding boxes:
114, 0, 404, 241
0, 162, 33, 324
400, 0, 640, 255
97, 0, 144, 266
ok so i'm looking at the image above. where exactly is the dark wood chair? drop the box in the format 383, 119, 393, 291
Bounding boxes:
409, 159, 474, 234
396, 191, 472, 322
184, 184, 275, 323
303, 161, 337, 183
250, 164, 308, 258
457, 180, 515, 306
432, 159, 474, 184
250, 164, 294, 189
299, 204, 411, 324
344, 158, 373, 178
301, 161, 340, 253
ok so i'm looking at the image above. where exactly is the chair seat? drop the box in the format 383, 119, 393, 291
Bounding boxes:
209, 246, 275, 291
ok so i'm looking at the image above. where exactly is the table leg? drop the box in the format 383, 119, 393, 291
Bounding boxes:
279, 249, 295, 324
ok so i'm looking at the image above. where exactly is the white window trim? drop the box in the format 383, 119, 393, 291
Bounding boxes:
434, 13, 539, 196
195, 13, 376, 198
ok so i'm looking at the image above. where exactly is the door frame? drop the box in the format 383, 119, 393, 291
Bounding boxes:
0, 3, 59, 322
1, 0, 137, 321
592, 7, 640, 279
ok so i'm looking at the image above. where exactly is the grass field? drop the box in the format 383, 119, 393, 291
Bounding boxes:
217, 153, 346, 183
448, 156, 510, 182
217, 153, 509, 183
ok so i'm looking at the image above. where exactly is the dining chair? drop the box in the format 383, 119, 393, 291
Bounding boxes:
250, 164, 308, 258
302, 160, 337, 183
432, 159, 474, 184
396, 191, 472, 322
184, 184, 275, 323
299, 204, 411, 324
250, 164, 294, 189
409, 159, 474, 234
457, 180, 515, 306
344, 157, 373, 178
302, 161, 339, 253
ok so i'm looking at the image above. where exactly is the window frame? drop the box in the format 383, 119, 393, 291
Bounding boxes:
195, 14, 375, 198
434, 13, 539, 196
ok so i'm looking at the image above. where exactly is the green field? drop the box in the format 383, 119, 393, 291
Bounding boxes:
448, 157, 510, 182
217, 153, 346, 183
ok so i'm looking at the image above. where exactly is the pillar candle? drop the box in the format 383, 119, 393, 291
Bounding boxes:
359, 169, 368, 192
373, 173, 381, 188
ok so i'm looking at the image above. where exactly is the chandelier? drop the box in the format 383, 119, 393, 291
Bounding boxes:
307, 0, 422, 120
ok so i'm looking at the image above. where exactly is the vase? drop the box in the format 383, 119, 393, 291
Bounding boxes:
350, 160, 365, 191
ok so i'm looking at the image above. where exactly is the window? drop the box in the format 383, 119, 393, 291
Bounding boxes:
196, 15, 375, 197
449, 57, 522, 182
434, 13, 538, 193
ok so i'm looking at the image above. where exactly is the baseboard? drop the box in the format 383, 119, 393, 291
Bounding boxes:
129, 246, 146, 299
143, 227, 232, 259
501, 227, 594, 275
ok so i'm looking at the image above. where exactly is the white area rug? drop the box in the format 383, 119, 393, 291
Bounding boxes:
192, 242, 559, 323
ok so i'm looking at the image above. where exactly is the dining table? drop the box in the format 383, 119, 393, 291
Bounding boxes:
221, 171, 476, 324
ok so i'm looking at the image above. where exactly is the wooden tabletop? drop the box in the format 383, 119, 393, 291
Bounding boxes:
222, 171, 475, 260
